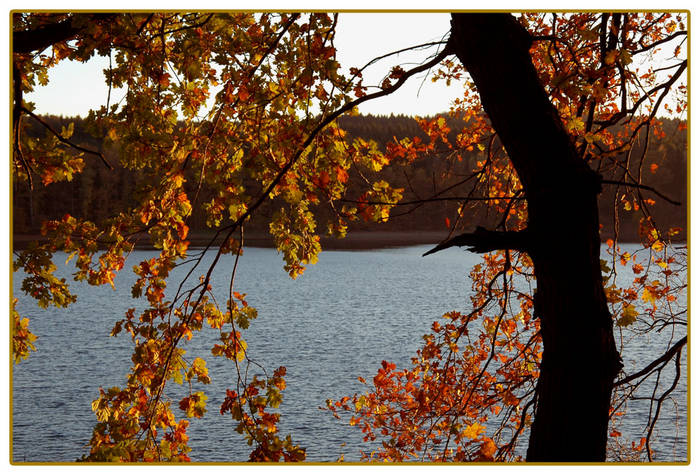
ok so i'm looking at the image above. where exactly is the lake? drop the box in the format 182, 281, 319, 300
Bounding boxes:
11, 244, 687, 462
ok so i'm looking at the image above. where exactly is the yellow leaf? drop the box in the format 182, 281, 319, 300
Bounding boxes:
618, 304, 638, 327
172, 173, 185, 188
462, 422, 485, 440
642, 287, 657, 305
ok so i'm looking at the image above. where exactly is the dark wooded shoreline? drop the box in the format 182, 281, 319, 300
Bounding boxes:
12, 231, 451, 251
14, 231, 682, 252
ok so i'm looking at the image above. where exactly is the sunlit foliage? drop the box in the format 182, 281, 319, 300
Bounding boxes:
12, 11, 686, 462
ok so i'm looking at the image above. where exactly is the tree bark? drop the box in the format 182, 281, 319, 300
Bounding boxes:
449, 13, 622, 461
13, 13, 118, 54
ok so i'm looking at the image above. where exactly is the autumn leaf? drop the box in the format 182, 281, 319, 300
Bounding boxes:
479, 438, 497, 459
158, 72, 170, 88
617, 304, 638, 327
334, 166, 348, 184
12, 11, 686, 464
238, 85, 250, 101
462, 422, 486, 440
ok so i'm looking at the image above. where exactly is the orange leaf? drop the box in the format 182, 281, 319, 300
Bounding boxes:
238, 85, 250, 102
177, 223, 189, 240
158, 73, 170, 88
318, 171, 331, 188
336, 166, 349, 184
479, 438, 497, 459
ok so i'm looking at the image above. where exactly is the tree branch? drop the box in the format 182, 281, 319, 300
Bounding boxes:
422, 226, 530, 256
222, 44, 452, 239
645, 348, 682, 462
21, 106, 113, 169
339, 195, 524, 207
13, 14, 118, 54
152, 26, 453, 431
601, 179, 682, 206
594, 59, 686, 131
145, 13, 215, 43
12, 61, 34, 188
632, 30, 687, 55
614, 336, 686, 387
355, 41, 448, 75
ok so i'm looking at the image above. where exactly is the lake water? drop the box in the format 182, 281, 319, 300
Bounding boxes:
11, 244, 687, 462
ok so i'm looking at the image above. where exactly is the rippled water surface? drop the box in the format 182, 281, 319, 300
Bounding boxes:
12, 245, 687, 462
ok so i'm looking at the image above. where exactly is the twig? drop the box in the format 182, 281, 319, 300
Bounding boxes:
594, 59, 686, 131
355, 41, 448, 76
21, 106, 113, 169
632, 30, 687, 55
600, 179, 681, 206
12, 62, 35, 188
339, 195, 524, 207
645, 349, 682, 462
614, 336, 686, 387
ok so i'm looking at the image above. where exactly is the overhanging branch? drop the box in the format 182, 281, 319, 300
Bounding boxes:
423, 226, 530, 256
601, 179, 682, 206
21, 107, 113, 169
339, 195, 524, 206
222, 44, 452, 238
614, 336, 687, 387
13, 14, 118, 54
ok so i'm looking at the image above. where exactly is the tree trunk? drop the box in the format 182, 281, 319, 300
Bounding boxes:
449, 13, 622, 461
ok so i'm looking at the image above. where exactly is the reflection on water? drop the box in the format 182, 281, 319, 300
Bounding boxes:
12, 245, 687, 462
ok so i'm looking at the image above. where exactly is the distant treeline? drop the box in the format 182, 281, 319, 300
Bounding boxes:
12, 113, 687, 243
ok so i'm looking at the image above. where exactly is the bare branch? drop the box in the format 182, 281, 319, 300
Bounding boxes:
13, 115, 34, 189
145, 13, 215, 42
13, 13, 118, 54
134, 13, 155, 36
339, 195, 524, 207
614, 336, 686, 387
355, 41, 448, 76
632, 30, 687, 55
645, 349, 683, 462
601, 179, 681, 206
423, 226, 530, 256
594, 59, 686, 131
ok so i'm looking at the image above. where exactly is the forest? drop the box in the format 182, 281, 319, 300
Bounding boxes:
12, 112, 687, 244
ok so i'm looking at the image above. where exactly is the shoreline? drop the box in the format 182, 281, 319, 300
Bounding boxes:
12, 231, 685, 252
216, 231, 450, 250
11, 231, 452, 252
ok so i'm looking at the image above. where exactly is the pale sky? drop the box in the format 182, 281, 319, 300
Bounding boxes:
24, 9, 688, 120
26, 13, 461, 118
